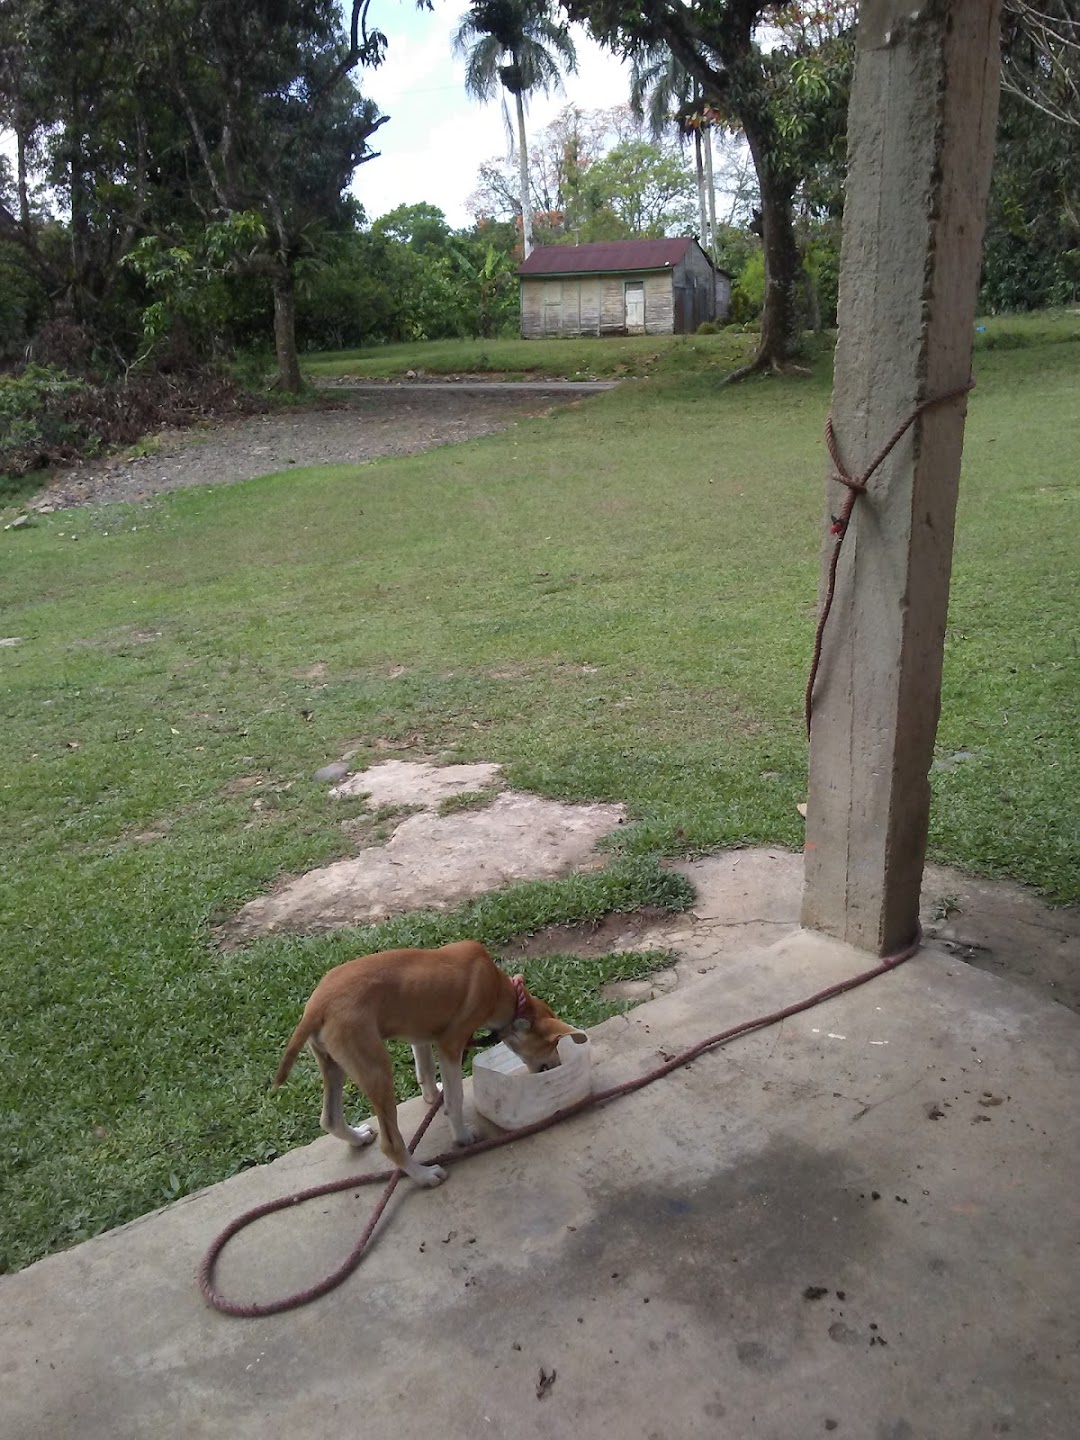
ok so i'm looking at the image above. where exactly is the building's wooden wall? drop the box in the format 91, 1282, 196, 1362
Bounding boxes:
672, 245, 720, 332
641, 274, 674, 334
520, 272, 676, 338
600, 278, 625, 332
714, 271, 731, 319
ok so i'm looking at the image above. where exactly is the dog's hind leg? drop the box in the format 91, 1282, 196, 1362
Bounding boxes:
311, 1039, 375, 1148
412, 1043, 440, 1106
336, 1039, 446, 1187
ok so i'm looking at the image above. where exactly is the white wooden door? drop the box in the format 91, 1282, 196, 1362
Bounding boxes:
624, 281, 645, 332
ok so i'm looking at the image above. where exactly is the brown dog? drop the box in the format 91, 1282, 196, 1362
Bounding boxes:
274, 940, 586, 1186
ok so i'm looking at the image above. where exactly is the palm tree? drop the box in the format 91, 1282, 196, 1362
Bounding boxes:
631, 45, 717, 259
454, 1, 577, 257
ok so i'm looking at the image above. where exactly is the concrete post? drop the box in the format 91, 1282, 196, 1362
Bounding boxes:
802, 0, 1002, 954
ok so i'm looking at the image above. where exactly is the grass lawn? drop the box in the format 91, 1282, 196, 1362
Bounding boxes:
299, 310, 1080, 381
1, 315, 1077, 1272
302, 327, 758, 380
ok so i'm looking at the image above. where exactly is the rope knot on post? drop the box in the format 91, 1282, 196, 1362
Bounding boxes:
804, 379, 975, 737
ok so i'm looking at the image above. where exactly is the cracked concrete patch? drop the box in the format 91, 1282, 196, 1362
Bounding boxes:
330, 759, 502, 808
219, 762, 624, 946
586, 850, 802, 1001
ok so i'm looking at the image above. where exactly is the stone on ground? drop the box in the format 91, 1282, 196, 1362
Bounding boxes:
223, 762, 625, 944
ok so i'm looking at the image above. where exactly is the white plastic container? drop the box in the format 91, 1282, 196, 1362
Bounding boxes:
472, 1033, 592, 1129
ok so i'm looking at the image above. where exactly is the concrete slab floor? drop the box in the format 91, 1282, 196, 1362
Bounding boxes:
503, 850, 1079, 1017
2, 928, 1077, 1440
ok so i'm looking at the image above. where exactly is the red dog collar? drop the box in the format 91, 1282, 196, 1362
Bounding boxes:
511, 974, 528, 1017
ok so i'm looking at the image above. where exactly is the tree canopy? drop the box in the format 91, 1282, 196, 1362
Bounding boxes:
983, 6, 1080, 312
470, 105, 699, 243
565, 0, 855, 376
455, 1, 577, 255
1, 0, 388, 387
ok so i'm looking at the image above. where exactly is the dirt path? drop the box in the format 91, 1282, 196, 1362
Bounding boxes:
32, 385, 572, 510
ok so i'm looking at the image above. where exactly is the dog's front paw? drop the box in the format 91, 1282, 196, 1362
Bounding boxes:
348, 1123, 376, 1148
453, 1124, 480, 1147
413, 1163, 447, 1188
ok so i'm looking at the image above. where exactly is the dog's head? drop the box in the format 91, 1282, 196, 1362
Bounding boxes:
502, 976, 588, 1072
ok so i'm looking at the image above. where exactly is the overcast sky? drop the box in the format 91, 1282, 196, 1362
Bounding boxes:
358, 0, 634, 228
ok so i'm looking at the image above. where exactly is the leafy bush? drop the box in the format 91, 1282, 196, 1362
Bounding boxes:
0, 367, 94, 474
0, 364, 263, 480
729, 251, 765, 324
123, 213, 273, 363
980, 87, 1080, 314
0, 245, 48, 364
696, 320, 720, 335
804, 228, 841, 328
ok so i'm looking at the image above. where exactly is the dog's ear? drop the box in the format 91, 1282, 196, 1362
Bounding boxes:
551, 1019, 588, 1044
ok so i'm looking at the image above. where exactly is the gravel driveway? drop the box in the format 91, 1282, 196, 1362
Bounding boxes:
33, 384, 582, 510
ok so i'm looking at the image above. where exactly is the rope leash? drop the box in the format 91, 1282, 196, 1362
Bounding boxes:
804, 380, 975, 737
198, 929, 921, 1317
199, 384, 975, 1316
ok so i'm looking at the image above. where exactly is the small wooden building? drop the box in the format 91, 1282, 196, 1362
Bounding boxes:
518, 238, 730, 339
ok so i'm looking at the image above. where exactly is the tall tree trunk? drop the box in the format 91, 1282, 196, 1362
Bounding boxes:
804, 262, 822, 332
729, 117, 800, 379
271, 265, 303, 393
694, 127, 708, 250
67, 86, 91, 321
757, 168, 799, 365
14, 99, 32, 234
703, 126, 717, 261
514, 89, 534, 257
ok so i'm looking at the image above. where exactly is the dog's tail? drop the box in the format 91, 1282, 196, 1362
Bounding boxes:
273, 1008, 321, 1090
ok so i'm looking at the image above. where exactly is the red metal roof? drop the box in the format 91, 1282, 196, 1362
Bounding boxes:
518, 238, 703, 276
